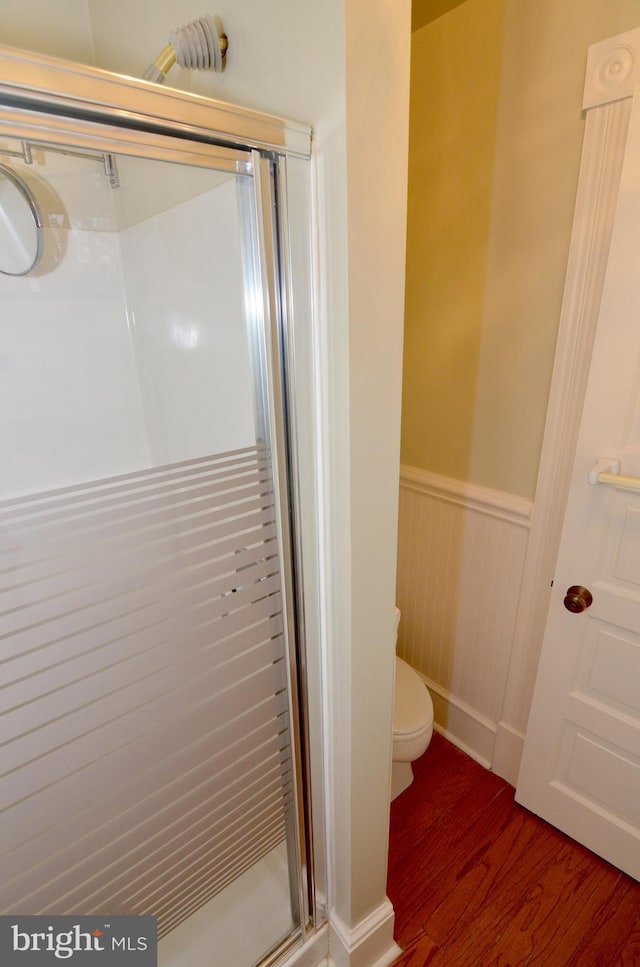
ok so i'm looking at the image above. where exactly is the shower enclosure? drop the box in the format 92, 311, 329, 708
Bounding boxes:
0, 47, 316, 967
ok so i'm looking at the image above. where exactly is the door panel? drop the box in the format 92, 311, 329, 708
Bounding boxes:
516, 91, 640, 880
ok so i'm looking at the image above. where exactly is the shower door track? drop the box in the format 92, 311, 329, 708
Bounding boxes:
0, 44, 317, 966
0, 46, 311, 158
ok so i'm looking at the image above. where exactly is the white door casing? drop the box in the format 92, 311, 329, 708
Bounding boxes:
516, 32, 640, 880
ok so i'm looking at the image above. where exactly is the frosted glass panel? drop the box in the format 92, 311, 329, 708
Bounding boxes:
0, 135, 300, 958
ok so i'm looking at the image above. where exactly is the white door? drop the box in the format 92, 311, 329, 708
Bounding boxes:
515, 92, 640, 881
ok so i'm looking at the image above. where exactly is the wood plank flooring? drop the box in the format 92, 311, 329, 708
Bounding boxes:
387, 733, 640, 966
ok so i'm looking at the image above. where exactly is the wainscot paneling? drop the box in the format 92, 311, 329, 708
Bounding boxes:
397, 466, 532, 784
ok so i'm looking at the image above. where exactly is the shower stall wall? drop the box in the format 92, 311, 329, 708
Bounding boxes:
0, 47, 317, 967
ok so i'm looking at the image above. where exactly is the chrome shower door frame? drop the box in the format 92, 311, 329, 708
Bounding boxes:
0, 45, 316, 962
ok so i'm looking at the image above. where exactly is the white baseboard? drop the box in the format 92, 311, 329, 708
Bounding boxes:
492, 721, 525, 787
328, 898, 401, 967
419, 672, 495, 769
422, 674, 525, 784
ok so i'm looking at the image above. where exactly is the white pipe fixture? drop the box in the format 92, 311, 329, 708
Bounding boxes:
143, 14, 228, 84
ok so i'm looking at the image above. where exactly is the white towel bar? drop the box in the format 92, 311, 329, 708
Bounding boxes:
588, 458, 640, 492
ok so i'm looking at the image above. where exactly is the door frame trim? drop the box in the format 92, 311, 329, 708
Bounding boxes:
504, 29, 640, 762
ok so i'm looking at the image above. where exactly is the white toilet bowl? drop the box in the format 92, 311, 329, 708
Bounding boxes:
391, 609, 434, 800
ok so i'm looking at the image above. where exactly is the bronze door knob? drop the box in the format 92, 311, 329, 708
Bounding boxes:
563, 585, 593, 613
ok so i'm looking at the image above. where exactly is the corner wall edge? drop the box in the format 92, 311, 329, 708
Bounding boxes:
328, 899, 401, 967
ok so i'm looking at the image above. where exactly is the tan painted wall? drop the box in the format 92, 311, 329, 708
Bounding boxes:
1, 0, 94, 62
412, 0, 468, 31
401, 0, 505, 481
403, 0, 640, 499
345, 0, 411, 923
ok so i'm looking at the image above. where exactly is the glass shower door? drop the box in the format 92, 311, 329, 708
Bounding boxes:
0, 131, 307, 966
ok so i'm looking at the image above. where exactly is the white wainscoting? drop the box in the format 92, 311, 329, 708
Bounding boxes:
397, 466, 532, 784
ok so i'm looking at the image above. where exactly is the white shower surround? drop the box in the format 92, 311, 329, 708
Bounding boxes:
1, 153, 255, 500
0, 152, 149, 496
0, 1, 413, 965
118, 171, 256, 466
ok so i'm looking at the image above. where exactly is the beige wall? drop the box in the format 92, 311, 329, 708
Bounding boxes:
1, 0, 94, 62
403, 0, 640, 499
345, 0, 411, 926
412, 0, 468, 31
401, 0, 505, 481
87, 0, 341, 124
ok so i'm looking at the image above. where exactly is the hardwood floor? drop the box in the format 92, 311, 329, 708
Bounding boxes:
387, 733, 640, 966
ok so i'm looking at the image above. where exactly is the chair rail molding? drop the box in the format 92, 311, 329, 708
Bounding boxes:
399, 465, 532, 527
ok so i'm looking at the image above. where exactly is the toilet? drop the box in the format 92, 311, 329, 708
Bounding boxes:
392, 607, 434, 800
